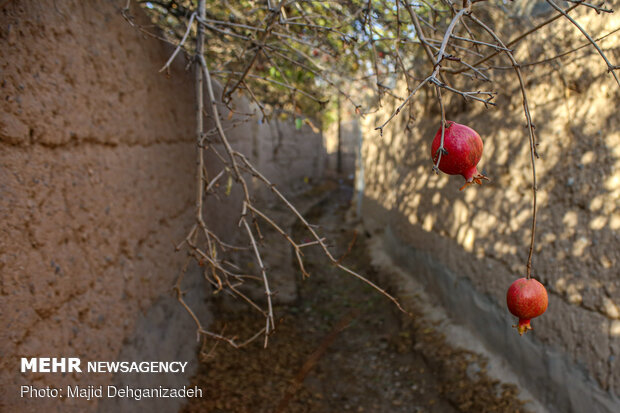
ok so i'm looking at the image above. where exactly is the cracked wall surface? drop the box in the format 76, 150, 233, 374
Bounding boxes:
358, 4, 620, 412
0, 1, 324, 412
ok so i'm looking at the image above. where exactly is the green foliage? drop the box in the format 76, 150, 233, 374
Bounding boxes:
138, 1, 608, 129
140, 0, 366, 120
137, 0, 447, 121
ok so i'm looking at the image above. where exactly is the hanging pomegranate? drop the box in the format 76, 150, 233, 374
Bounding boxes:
431, 121, 489, 190
506, 277, 548, 335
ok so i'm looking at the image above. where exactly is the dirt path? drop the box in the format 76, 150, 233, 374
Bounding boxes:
182, 183, 529, 413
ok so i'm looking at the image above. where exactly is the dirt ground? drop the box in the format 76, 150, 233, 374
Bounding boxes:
182, 182, 529, 413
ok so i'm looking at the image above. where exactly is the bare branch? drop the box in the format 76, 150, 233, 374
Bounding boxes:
449, 3, 583, 75
546, 0, 619, 86
375, 76, 431, 134
159, 12, 196, 73
467, 13, 539, 279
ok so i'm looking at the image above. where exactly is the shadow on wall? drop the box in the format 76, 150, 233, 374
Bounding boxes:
360, 195, 620, 413
358, 13, 620, 412
324, 119, 359, 175
254, 113, 327, 200
361, 98, 620, 406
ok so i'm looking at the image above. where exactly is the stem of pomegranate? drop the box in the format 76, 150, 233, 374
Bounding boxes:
465, 14, 539, 280
526, 133, 537, 280
433, 84, 447, 172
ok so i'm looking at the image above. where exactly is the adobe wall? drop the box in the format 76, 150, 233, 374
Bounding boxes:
323, 119, 359, 175
0, 1, 324, 412
358, 6, 620, 413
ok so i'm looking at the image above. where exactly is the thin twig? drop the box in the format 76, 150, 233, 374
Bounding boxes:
374, 76, 431, 134
491, 26, 620, 70
432, 85, 447, 174
159, 12, 196, 73
448, 3, 582, 75
546, 0, 619, 86
468, 14, 539, 279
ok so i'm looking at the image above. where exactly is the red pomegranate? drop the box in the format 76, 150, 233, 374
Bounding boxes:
431, 121, 489, 190
506, 278, 548, 335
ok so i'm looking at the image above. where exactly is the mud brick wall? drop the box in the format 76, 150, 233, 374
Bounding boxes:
0, 1, 324, 412
358, 5, 620, 413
